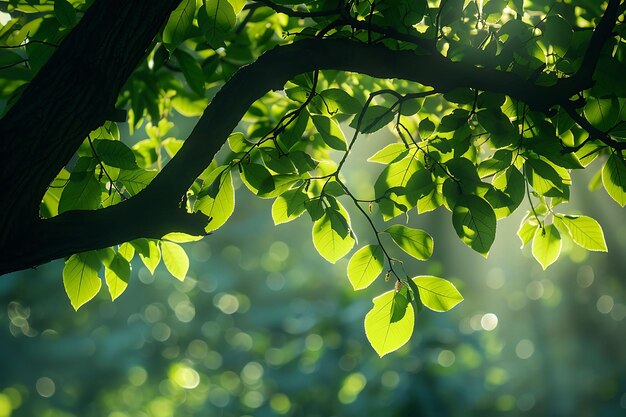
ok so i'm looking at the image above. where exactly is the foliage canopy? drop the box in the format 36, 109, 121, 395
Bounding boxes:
0, 0, 624, 355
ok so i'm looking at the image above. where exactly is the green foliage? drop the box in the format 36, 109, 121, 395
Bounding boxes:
6, 0, 624, 356
347, 244, 384, 290
63, 251, 102, 310
364, 288, 414, 357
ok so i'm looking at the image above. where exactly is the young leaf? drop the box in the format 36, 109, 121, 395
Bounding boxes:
364, 289, 415, 357
272, 188, 308, 225
163, 0, 197, 51
411, 276, 463, 312
118, 242, 135, 262
312, 115, 346, 151
63, 252, 102, 310
602, 153, 626, 207
312, 208, 355, 264
558, 215, 608, 252
131, 238, 161, 274
105, 253, 131, 301
517, 217, 539, 248
452, 195, 497, 256
368, 143, 410, 164
384, 225, 433, 261
532, 224, 562, 270
195, 168, 235, 232
347, 245, 384, 290
161, 241, 189, 281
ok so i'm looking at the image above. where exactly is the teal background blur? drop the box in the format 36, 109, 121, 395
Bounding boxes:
1, 126, 625, 417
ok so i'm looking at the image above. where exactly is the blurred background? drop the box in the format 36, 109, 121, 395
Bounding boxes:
1, 123, 625, 417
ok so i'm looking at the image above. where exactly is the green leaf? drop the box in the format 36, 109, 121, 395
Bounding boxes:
174, 49, 206, 96
364, 289, 414, 357
161, 232, 204, 243
131, 239, 161, 274
541, 15, 572, 56
228, 0, 246, 14
350, 105, 395, 133
476, 109, 517, 148
452, 195, 497, 256
347, 245, 384, 290
63, 251, 102, 311
532, 224, 562, 270
312, 115, 346, 151
517, 217, 539, 248
312, 208, 355, 264
105, 253, 131, 301
412, 276, 463, 312
58, 169, 101, 213
161, 241, 189, 281
278, 111, 308, 151
118, 169, 158, 196
93, 139, 138, 169
118, 242, 135, 262
272, 188, 308, 225
195, 168, 235, 232
384, 224, 433, 261
202, 0, 236, 47
602, 153, 626, 207
163, 0, 197, 51
54, 0, 76, 28
525, 158, 568, 198
368, 143, 409, 164
240, 163, 275, 196
319, 89, 362, 114
558, 215, 607, 252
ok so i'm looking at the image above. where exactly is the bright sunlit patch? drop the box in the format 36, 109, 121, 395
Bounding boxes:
35, 377, 55, 398
214, 293, 239, 314
597, 295, 615, 314
481, 313, 498, 331
515, 339, 535, 359
170, 364, 200, 389
437, 350, 456, 367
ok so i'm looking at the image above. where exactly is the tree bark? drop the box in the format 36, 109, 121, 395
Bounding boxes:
0, 0, 181, 244
0, 0, 620, 275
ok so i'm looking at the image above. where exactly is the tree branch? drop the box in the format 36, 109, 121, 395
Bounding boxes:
0, 0, 181, 241
0, 1, 621, 275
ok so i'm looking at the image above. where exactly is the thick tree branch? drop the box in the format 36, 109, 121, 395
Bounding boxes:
0, 1, 621, 275
0, 0, 181, 241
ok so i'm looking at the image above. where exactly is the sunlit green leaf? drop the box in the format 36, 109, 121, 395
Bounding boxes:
163, 0, 197, 51
63, 251, 102, 310
347, 245, 384, 290
364, 289, 414, 357
272, 188, 308, 225
105, 253, 131, 301
557, 215, 607, 252
131, 238, 161, 275
452, 195, 497, 256
384, 225, 433, 261
196, 168, 235, 232
312, 208, 355, 264
532, 224, 561, 270
412, 276, 463, 312
602, 153, 626, 207
161, 241, 189, 281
